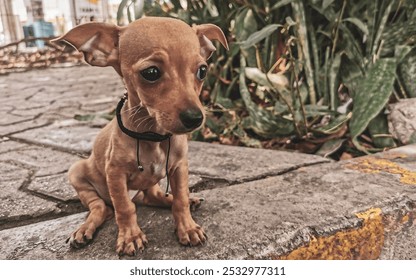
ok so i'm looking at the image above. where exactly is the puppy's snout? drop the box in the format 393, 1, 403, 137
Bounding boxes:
179, 108, 204, 130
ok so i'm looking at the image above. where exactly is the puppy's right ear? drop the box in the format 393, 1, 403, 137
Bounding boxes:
193, 24, 229, 60
51, 22, 122, 76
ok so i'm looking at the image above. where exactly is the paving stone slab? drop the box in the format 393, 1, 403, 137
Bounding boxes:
28, 166, 204, 204
27, 164, 204, 203
10, 106, 51, 118
41, 105, 99, 121
12, 121, 100, 154
0, 111, 34, 126
0, 212, 87, 259
0, 162, 60, 228
0, 142, 82, 177
0, 139, 27, 154
0, 87, 41, 105
79, 96, 119, 113
1, 145, 415, 260
0, 118, 51, 137
29, 174, 77, 202
10, 127, 330, 184
0, 142, 82, 226
187, 141, 330, 183
1, 65, 123, 128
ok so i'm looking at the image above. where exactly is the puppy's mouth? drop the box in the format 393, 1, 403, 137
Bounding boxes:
173, 123, 204, 134
162, 118, 205, 135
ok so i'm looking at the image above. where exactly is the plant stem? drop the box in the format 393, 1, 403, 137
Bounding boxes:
292, 0, 317, 104
288, 45, 308, 134
331, 0, 347, 60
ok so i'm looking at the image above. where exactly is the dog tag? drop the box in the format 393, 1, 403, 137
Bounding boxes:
138, 164, 144, 172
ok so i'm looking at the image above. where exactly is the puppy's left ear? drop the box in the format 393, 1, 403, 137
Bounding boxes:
51, 22, 122, 76
193, 24, 229, 60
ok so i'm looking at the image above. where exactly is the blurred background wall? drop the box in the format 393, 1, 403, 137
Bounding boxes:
0, 0, 121, 46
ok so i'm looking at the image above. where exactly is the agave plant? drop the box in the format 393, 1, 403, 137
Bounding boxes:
117, 0, 416, 157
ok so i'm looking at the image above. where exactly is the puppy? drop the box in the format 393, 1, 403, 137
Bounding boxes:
52, 17, 228, 256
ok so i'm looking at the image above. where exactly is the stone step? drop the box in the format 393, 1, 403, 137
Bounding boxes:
1, 144, 415, 260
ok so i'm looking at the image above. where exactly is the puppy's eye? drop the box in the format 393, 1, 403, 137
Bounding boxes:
140, 66, 161, 82
196, 65, 208, 81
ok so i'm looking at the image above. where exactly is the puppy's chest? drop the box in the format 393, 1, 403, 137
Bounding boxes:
127, 147, 167, 189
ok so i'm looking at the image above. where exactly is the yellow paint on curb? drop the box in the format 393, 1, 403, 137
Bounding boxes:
276, 208, 384, 260
345, 157, 416, 185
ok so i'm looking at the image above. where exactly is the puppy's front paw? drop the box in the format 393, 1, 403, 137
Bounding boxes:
176, 219, 207, 246
67, 224, 95, 249
189, 197, 204, 212
116, 225, 148, 256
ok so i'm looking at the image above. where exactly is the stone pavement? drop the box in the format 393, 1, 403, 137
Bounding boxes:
1, 66, 416, 260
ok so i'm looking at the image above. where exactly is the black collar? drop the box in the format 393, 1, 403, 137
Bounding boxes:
115, 94, 172, 142
115, 94, 172, 196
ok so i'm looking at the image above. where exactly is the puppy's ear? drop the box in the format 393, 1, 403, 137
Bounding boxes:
193, 24, 228, 59
51, 22, 122, 75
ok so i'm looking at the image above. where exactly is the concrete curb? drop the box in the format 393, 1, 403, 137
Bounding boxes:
1, 144, 415, 260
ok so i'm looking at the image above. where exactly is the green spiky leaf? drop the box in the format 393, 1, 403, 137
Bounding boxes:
398, 50, 416, 98
314, 113, 351, 135
349, 58, 397, 148
316, 138, 346, 157
240, 24, 282, 49
271, 0, 295, 11
322, 0, 336, 10
343, 17, 368, 35
368, 113, 396, 148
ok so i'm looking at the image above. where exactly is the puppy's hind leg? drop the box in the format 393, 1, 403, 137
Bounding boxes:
132, 183, 203, 211
67, 160, 113, 248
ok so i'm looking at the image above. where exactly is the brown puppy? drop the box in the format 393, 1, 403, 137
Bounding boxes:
52, 17, 228, 256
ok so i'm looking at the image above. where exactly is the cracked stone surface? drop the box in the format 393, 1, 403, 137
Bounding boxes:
29, 174, 77, 202
0, 138, 26, 153
13, 122, 101, 153
0, 162, 59, 227
0, 66, 124, 139
0, 66, 124, 229
0, 141, 81, 176
1, 147, 416, 260
188, 141, 329, 183
0, 118, 51, 137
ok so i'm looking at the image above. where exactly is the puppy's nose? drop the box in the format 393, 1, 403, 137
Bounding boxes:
179, 108, 204, 130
